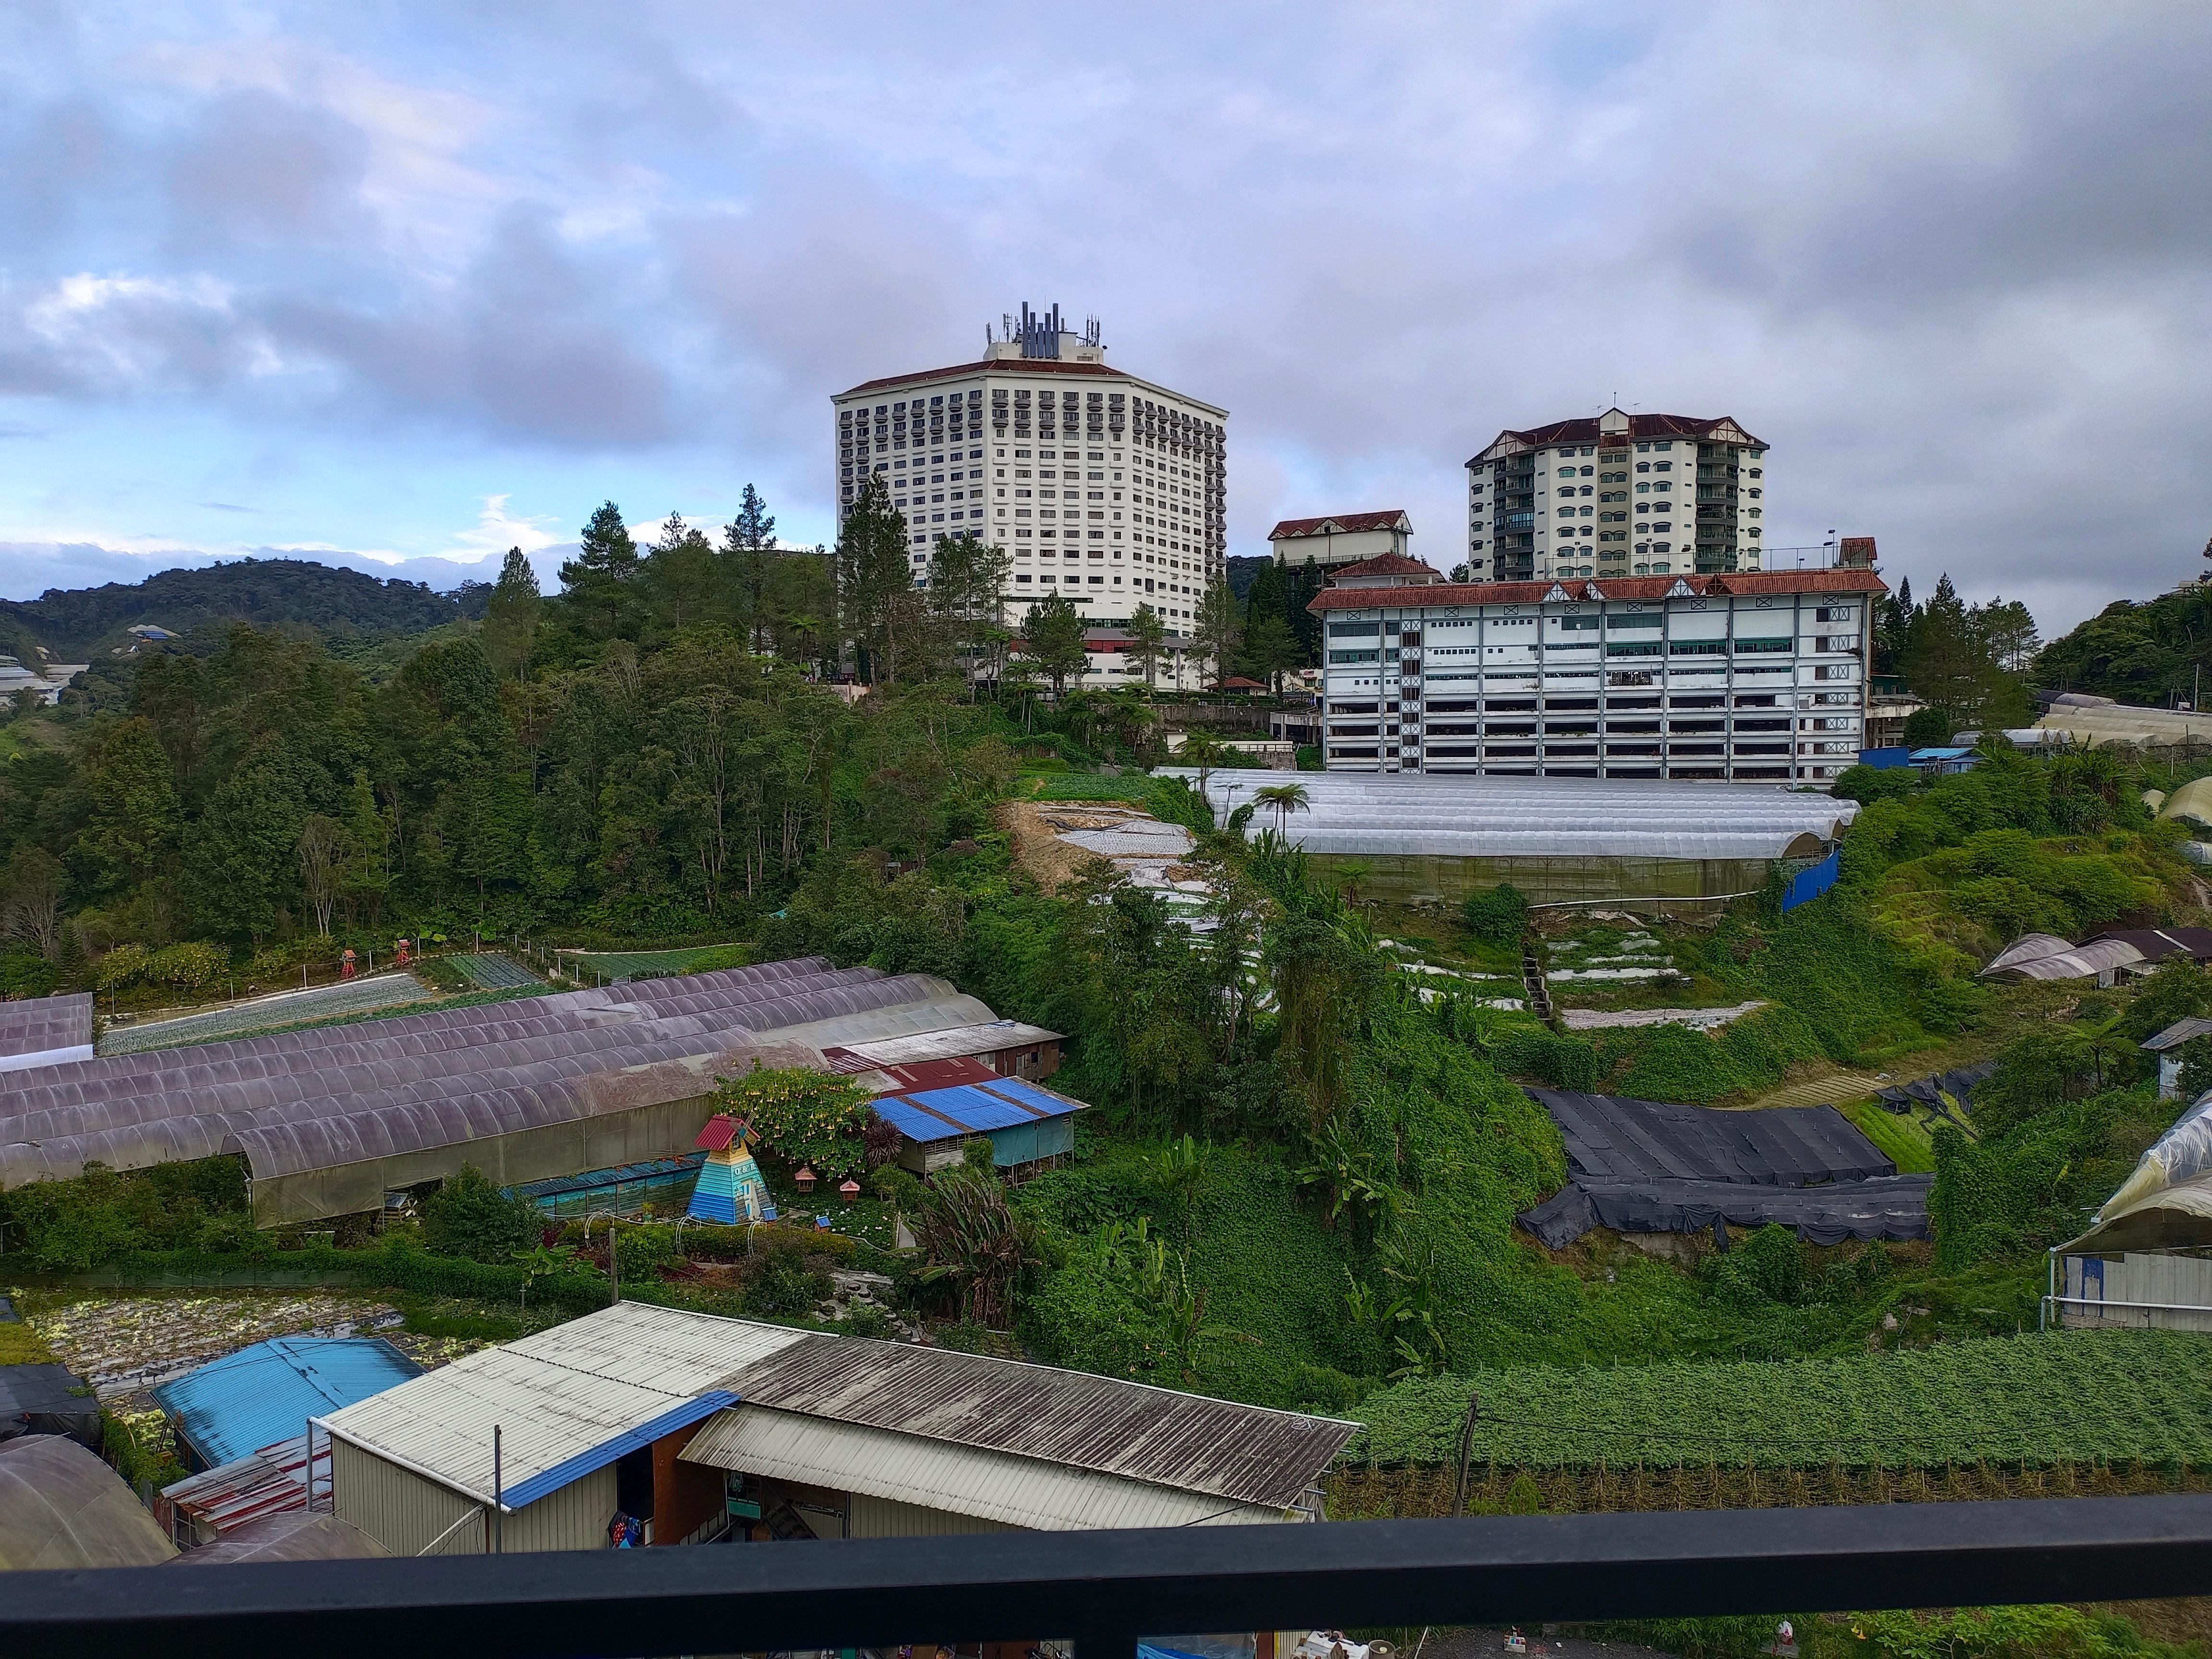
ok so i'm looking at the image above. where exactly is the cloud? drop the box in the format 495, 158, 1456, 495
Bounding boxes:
1, 5, 2209, 636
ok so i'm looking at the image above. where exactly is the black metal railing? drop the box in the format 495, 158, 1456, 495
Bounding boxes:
10, 1496, 2212, 1659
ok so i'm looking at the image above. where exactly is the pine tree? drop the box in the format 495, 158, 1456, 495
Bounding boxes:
1127, 604, 1167, 691
559, 502, 639, 639
836, 475, 917, 684
481, 547, 541, 679
723, 484, 778, 650
1022, 594, 1089, 698
1195, 577, 1243, 698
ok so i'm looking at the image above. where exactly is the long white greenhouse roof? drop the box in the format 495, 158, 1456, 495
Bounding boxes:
0, 958, 997, 1190
1158, 770, 1856, 861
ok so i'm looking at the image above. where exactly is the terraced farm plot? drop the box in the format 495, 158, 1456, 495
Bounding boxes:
566, 944, 745, 979
449, 952, 544, 990
1346, 1330, 2212, 1472
103, 971, 433, 1054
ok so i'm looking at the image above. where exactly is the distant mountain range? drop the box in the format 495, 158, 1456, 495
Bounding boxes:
0, 557, 484, 664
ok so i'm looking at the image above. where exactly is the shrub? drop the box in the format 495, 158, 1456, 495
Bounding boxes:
94, 942, 152, 991
1708, 1224, 1805, 1308
419, 1165, 540, 1263
148, 941, 228, 991
745, 1238, 832, 1314
1462, 883, 1529, 945
1491, 1028, 1597, 1090
715, 1063, 874, 1180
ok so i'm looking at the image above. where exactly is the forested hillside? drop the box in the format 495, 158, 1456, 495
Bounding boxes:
0, 557, 474, 661
2033, 579, 2212, 705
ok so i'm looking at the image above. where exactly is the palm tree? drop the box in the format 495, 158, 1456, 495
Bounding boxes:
1253, 781, 1311, 838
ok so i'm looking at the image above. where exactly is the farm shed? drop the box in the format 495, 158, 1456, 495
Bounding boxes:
820, 1017, 1066, 1081
870, 1073, 1089, 1174
681, 1329, 1356, 1536
1516, 1087, 1930, 1248
2056, 1090, 2212, 1332
1982, 927, 2212, 986
1162, 769, 1856, 903
2144, 1017, 2212, 1101
153, 1336, 422, 1472
0, 990, 93, 1074
320, 1302, 1356, 1556
0, 1434, 177, 1571
320, 1303, 804, 1555
0, 957, 1028, 1225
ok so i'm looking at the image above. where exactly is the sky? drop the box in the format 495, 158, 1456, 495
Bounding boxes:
3, 3, 2211, 636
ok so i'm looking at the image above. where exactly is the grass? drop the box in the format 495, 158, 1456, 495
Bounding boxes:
569, 944, 747, 978
1023, 773, 1156, 803
1839, 1098, 1942, 1173
0, 1319, 60, 1365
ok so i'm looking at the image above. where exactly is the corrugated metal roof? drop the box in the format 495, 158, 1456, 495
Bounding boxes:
161, 1433, 324, 1535
318, 1303, 807, 1510
154, 1338, 422, 1469
680, 1407, 1293, 1530
0, 960, 1006, 1190
827, 1020, 1064, 1070
1157, 770, 1856, 863
871, 1077, 1087, 1144
2146, 1016, 2212, 1054
725, 1334, 1357, 1509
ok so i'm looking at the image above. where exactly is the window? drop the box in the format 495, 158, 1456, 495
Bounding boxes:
1580, 466, 1594, 476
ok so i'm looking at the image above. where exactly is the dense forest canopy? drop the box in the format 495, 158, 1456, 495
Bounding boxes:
0, 557, 475, 661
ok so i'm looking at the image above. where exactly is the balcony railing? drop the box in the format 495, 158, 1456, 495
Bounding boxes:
10, 1496, 2212, 1659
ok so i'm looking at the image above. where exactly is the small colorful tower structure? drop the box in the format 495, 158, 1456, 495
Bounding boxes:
687, 1115, 777, 1225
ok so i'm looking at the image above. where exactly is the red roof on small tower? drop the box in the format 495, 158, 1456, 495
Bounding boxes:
695, 1116, 745, 1152
1268, 510, 1411, 541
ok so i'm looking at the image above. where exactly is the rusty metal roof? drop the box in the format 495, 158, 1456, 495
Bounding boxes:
727, 1334, 1358, 1509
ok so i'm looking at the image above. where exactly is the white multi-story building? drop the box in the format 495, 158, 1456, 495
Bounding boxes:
830, 305, 1226, 633
1466, 408, 1769, 585
1309, 559, 1879, 784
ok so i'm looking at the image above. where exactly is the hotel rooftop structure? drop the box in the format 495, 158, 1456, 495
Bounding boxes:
1307, 558, 1882, 783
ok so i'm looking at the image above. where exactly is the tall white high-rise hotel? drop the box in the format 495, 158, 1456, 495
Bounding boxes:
830, 305, 1226, 625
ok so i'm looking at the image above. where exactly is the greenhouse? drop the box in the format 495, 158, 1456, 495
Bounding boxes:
0, 958, 1015, 1226
1164, 769, 1857, 902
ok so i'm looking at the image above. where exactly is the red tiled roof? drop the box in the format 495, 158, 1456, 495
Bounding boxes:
1467, 413, 1767, 466
1269, 510, 1410, 540
1306, 568, 1886, 613
1331, 552, 1441, 579
838, 358, 1133, 397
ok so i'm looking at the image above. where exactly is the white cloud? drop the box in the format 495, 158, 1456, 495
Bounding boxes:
444, 493, 564, 559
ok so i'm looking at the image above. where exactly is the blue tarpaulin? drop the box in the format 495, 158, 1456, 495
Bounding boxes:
154, 1338, 423, 1472
1780, 846, 1840, 913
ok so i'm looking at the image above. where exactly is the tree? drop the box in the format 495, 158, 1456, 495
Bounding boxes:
1128, 603, 1167, 691
1874, 575, 1913, 678
559, 502, 640, 638
1195, 577, 1243, 699
1022, 593, 1089, 699
420, 1165, 541, 1263
480, 547, 541, 680
1253, 781, 1311, 837
1245, 614, 1298, 695
1899, 574, 2031, 732
295, 815, 350, 938
2, 846, 65, 959
723, 484, 778, 650
837, 475, 918, 684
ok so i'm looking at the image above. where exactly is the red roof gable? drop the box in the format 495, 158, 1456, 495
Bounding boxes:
838, 358, 1133, 397
1307, 568, 1886, 613
1269, 510, 1410, 540
695, 1115, 745, 1152
1331, 552, 1440, 580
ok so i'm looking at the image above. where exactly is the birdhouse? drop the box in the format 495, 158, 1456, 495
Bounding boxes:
793, 1166, 817, 1193
838, 1178, 862, 1202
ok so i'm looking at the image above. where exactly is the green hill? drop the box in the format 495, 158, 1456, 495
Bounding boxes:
0, 558, 467, 661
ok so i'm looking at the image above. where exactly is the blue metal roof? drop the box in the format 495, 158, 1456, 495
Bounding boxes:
871, 1076, 1087, 1145
154, 1338, 423, 1470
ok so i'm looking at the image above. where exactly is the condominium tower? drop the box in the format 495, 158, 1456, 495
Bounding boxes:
830, 304, 1226, 628
1466, 408, 1769, 584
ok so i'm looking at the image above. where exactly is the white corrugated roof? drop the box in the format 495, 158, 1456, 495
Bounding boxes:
680, 1407, 1294, 1530
1156, 769, 1855, 862
838, 1020, 1065, 1067
318, 1303, 806, 1508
